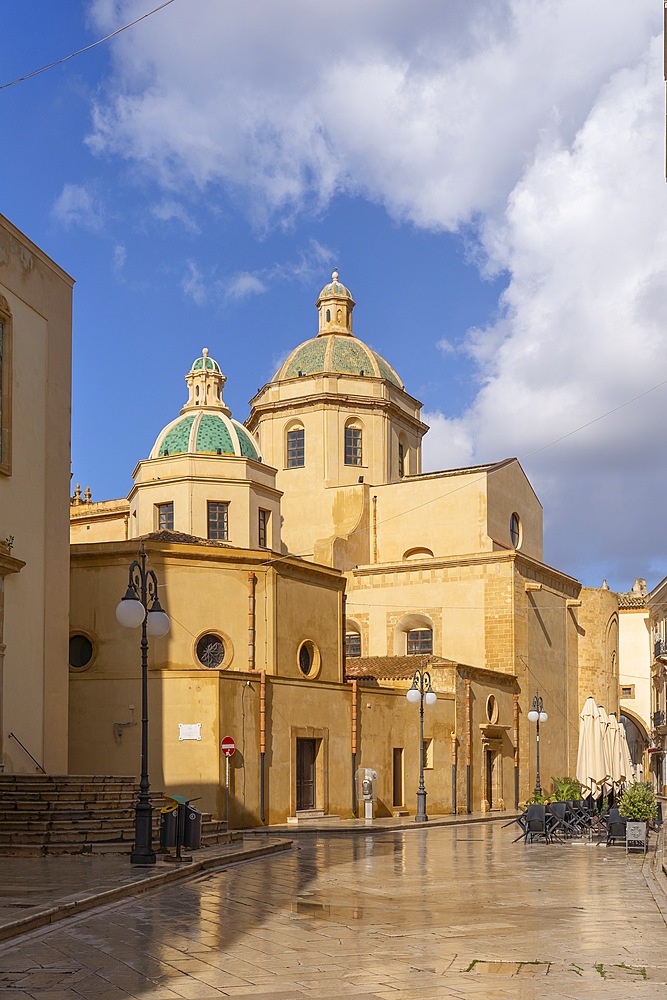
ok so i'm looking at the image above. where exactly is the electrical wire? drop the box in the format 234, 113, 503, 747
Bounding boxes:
0, 0, 177, 91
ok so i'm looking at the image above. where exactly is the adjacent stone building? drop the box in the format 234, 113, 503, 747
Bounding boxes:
0, 214, 73, 774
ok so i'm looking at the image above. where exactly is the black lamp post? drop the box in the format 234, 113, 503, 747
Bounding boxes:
406, 667, 437, 822
116, 542, 170, 866
527, 692, 548, 798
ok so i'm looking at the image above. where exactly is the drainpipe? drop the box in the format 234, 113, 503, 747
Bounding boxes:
342, 593, 347, 678
466, 678, 472, 814
451, 731, 457, 815
513, 693, 520, 809
247, 572, 256, 672
372, 495, 378, 563
350, 679, 358, 816
260, 669, 266, 823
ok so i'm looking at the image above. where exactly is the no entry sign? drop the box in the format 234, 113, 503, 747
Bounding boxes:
220, 736, 236, 758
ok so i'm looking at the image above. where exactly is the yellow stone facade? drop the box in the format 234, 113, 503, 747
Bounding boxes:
0, 214, 73, 774
67, 272, 621, 821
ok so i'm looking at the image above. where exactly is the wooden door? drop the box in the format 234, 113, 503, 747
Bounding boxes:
393, 748, 404, 807
297, 738, 317, 810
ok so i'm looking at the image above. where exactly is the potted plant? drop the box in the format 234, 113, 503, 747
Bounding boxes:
618, 782, 657, 849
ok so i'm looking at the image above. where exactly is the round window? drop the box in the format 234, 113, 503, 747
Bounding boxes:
69, 634, 94, 670
196, 633, 225, 668
297, 640, 320, 678
486, 694, 499, 724
509, 512, 521, 549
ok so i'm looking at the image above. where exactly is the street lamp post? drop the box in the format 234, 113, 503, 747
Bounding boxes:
406, 667, 437, 822
527, 692, 548, 798
115, 542, 170, 866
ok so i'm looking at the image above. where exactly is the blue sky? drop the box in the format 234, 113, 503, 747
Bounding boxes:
2, 0, 666, 590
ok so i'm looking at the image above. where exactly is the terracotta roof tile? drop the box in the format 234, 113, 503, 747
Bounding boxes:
345, 655, 455, 681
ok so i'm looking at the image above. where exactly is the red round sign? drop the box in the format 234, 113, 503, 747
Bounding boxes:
220, 736, 235, 757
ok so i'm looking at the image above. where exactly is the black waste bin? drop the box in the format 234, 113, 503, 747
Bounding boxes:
159, 804, 178, 850
182, 804, 202, 849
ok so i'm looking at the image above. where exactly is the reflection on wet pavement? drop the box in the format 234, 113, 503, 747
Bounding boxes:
0, 822, 666, 998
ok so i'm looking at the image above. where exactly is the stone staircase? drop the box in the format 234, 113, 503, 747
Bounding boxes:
0, 774, 239, 856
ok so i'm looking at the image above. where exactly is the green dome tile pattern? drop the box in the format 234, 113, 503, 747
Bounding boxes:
281, 337, 328, 379
160, 414, 196, 455
196, 414, 235, 454
234, 423, 260, 461
192, 356, 221, 372
331, 337, 373, 376
273, 335, 403, 389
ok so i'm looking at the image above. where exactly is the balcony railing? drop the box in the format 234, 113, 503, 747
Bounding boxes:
653, 710, 666, 728
654, 639, 667, 659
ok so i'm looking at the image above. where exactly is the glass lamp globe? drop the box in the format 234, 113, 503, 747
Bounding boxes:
424, 690, 437, 706
116, 597, 145, 629
527, 709, 539, 723
406, 687, 421, 704
146, 610, 170, 638
539, 711, 548, 723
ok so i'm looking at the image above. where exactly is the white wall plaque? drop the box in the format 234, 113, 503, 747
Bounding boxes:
178, 723, 202, 741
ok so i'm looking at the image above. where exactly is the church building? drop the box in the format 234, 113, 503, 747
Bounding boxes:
68, 272, 619, 823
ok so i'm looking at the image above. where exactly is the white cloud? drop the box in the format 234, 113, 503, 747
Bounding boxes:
86, 0, 666, 586
225, 272, 266, 300
87, 1, 657, 228
151, 199, 200, 233
182, 260, 207, 305
52, 183, 105, 232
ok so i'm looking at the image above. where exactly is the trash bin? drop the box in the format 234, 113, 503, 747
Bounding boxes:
182, 804, 202, 849
159, 803, 178, 850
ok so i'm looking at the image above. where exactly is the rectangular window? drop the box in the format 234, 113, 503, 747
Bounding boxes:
156, 502, 174, 531
423, 738, 434, 770
407, 629, 433, 655
287, 428, 305, 468
258, 508, 269, 548
345, 632, 361, 658
620, 685, 635, 699
207, 501, 229, 540
392, 748, 404, 807
345, 426, 362, 466
398, 441, 404, 478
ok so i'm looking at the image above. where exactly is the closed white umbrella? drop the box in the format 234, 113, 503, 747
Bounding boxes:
576, 697, 607, 799
597, 705, 614, 796
618, 723, 636, 786
606, 713, 623, 791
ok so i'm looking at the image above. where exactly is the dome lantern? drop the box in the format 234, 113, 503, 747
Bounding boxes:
316, 269, 355, 336
182, 347, 230, 416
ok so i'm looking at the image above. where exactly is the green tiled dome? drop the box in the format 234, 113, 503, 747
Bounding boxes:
150, 411, 260, 461
273, 335, 403, 389
191, 353, 221, 373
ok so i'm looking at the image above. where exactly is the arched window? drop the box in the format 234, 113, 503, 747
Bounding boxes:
344, 419, 363, 466
394, 613, 435, 656
510, 512, 521, 548
286, 423, 305, 468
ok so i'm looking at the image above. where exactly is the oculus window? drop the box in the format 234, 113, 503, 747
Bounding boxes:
196, 633, 225, 668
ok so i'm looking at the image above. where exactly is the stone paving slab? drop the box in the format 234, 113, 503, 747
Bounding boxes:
0, 838, 292, 943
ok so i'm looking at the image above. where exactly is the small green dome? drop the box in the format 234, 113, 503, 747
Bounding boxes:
150, 411, 260, 461
272, 335, 403, 389
190, 348, 221, 373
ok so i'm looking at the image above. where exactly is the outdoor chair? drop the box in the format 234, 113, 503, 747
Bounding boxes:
547, 802, 579, 840
606, 808, 627, 846
503, 812, 529, 843
567, 800, 591, 836
521, 804, 551, 845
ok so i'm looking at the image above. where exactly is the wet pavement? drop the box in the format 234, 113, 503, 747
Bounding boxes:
1, 822, 666, 998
